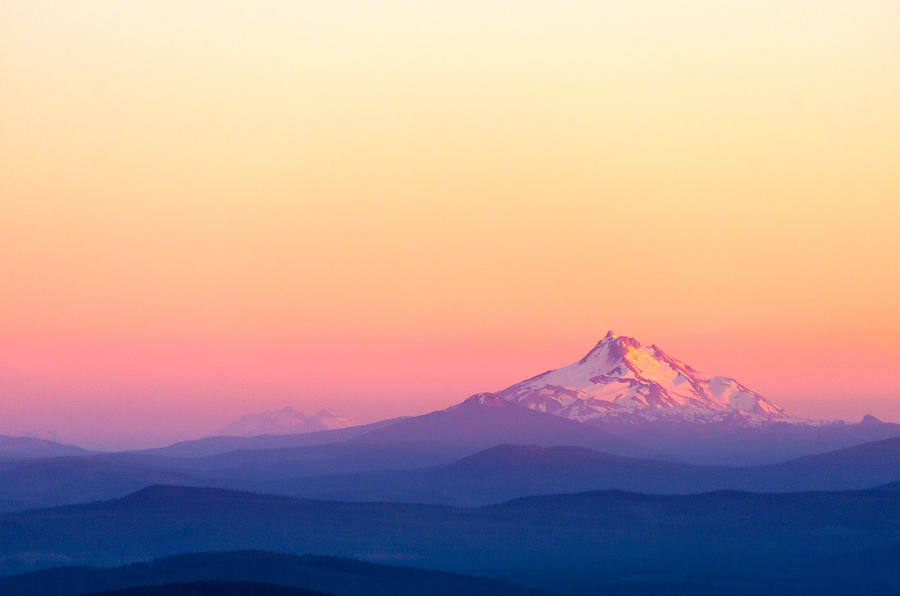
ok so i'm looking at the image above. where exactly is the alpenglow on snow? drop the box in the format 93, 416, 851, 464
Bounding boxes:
496, 331, 792, 425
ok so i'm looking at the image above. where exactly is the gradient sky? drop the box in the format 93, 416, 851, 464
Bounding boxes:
2, 1, 899, 448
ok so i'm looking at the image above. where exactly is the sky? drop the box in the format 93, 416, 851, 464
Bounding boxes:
2, 1, 899, 448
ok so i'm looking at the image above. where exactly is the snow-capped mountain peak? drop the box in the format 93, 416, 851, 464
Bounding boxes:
218, 407, 354, 437
497, 332, 792, 425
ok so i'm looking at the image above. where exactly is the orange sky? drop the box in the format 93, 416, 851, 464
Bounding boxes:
2, 1, 899, 447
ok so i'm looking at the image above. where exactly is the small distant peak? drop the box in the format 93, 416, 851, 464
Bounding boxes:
861, 414, 883, 425
604, 330, 616, 340
314, 408, 339, 418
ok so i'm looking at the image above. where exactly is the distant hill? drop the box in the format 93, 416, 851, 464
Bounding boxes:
0, 435, 93, 460
83, 581, 326, 596
0, 551, 550, 596
0, 456, 207, 511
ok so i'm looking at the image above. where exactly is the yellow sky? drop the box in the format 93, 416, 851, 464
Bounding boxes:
1, 1, 899, 445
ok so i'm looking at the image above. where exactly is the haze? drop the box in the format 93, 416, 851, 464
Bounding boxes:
2, 1, 898, 448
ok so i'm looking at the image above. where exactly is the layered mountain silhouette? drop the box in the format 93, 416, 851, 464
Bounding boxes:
285, 437, 900, 505
0, 485, 897, 594
1, 436, 898, 512
1, 332, 897, 594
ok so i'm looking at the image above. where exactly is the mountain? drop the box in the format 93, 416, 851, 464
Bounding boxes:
497, 331, 792, 426
0, 485, 897, 594
286, 438, 900, 506
218, 407, 354, 437
489, 332, 900, 464
0, 551, 551, 596
347, 393, 658, 459
140, 419, 403, 458
139, 333, 898, 465
0, 435, 94, 460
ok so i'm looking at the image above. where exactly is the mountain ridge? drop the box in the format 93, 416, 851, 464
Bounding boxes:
0, 435, 95, 460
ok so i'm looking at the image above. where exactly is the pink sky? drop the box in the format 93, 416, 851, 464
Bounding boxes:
1, 1, 898, 448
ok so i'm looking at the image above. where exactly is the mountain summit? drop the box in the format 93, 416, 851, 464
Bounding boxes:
218, 407, 354, 437
497, 332, 792, 425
